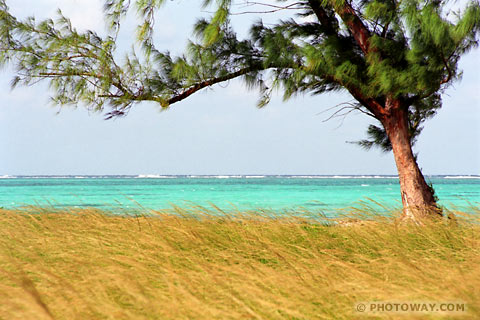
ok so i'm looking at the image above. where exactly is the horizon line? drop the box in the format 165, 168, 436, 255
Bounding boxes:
2, 174, 480, 178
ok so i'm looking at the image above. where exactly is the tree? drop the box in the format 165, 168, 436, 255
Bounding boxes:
0, 0, 479, 222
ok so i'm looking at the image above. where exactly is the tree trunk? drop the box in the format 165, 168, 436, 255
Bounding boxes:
381, 103, 442, 222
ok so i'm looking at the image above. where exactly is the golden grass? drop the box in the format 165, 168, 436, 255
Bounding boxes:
0, 206, 479, 319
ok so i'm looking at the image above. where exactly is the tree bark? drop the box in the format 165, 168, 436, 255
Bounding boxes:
380, 101, 442, 222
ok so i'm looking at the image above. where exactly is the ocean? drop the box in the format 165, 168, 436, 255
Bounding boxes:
1, 175, 479, 215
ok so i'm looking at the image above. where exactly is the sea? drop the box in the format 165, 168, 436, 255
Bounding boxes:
1, 175, 479, 216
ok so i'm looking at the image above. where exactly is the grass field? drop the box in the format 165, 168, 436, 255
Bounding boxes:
0, 205, 479, 319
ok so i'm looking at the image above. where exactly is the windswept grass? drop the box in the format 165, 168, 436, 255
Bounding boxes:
0, 206, 479, 319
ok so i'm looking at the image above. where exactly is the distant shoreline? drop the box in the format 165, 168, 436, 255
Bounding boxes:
1, 174, 480, 179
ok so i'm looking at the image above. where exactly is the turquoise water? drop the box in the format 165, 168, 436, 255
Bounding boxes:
1, 175, 479, 215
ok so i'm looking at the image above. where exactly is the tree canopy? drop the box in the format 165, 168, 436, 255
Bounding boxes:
0, 1, 478, 130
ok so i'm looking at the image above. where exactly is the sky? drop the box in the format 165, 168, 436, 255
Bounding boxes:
0, 0, 479, 176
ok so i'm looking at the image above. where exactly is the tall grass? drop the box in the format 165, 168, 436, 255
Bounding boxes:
0, 205, 479, 319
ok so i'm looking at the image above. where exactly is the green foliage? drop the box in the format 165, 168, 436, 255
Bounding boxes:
0, 0, 479, 142
354, 123, 392, 152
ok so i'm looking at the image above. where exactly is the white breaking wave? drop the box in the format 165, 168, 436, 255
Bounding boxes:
136, 174, 174, 178
26, 176, 71, 179
186, 175, 246, 179
214, 175, 243, 179
0, 175, 14, 179
329, 175, 398, 179
290, 175, 319, 179
444, 175, 480, 179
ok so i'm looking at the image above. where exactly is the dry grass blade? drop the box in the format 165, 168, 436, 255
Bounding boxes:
0, 206, 479, 319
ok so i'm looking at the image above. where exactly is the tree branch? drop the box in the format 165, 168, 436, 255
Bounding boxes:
307, 0, 337, 35
167, 65, 263, 105
439, 51, 453, 85
307, 1, 386, 117
336, 1, 373, 56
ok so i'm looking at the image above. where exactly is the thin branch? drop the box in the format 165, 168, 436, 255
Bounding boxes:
439, 51, 453, 85
381, 21, 391, 38
238, 1, 303, 10
321, 104, 359, 122
318, 101, 375, 123
231, 2, 305, 15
